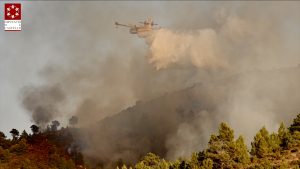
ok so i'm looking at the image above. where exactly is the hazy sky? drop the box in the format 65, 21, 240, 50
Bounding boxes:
0, 1, 174, 135
0, 1, 299, 137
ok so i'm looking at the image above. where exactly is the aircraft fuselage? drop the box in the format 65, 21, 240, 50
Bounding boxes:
129, 27, 152, 34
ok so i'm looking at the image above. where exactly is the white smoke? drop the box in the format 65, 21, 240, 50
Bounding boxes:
137, 9, 300, 159
146, 28, 227, 70
143, 13, 255, 71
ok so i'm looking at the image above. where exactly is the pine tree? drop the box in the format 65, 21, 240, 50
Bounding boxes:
19, 130, 29, 140
251, 127, 271, 158
206, 123, 235, 168
170, 160, 181, 169
234, 136, 250, 165
0, 131, 5, 139
269, 133, 280, 153
30, 125, 39, 134
288, 114, 300, 147
189, 152, 200, 168
278, 122, 286, 139
260, 127, 270, 143
289, 114, 300, 132
141, 152, 161, 166
0, 131, 6, 147
0, 131, 10, 149
200, 159, 213, 169
290, 130, 300, 147
278, 122, 292, 149
179, 160, 190, 169
218, 123, 234, 142
10, 128, 19, 140
135, 153, 168, 169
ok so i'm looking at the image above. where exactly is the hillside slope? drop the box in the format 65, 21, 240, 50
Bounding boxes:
81, 66, 300, 167
0, 128, 84, 169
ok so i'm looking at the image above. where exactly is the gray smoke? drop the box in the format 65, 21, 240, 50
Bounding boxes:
79, 66, 300, 168
16, 1, 300, 167
21, 84, 65, 126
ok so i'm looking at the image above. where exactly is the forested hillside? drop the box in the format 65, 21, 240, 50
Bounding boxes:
0, 122, 84, 169
81, 66, 300, 168
1, 113, 300, 168
129, 114, 300, 169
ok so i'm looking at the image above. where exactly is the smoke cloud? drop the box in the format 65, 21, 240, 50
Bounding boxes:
21, 84, 65, 126
147, 28, 227, 70
17, 1, 300, 167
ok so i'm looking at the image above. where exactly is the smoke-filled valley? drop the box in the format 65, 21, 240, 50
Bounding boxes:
78, 65, 300, 167
2, 1, 299, 168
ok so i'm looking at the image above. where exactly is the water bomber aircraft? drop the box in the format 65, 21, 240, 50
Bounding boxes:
115, 17, 160, 36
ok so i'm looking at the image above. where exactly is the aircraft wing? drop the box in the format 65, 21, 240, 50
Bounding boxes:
115, 22, 132, 28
